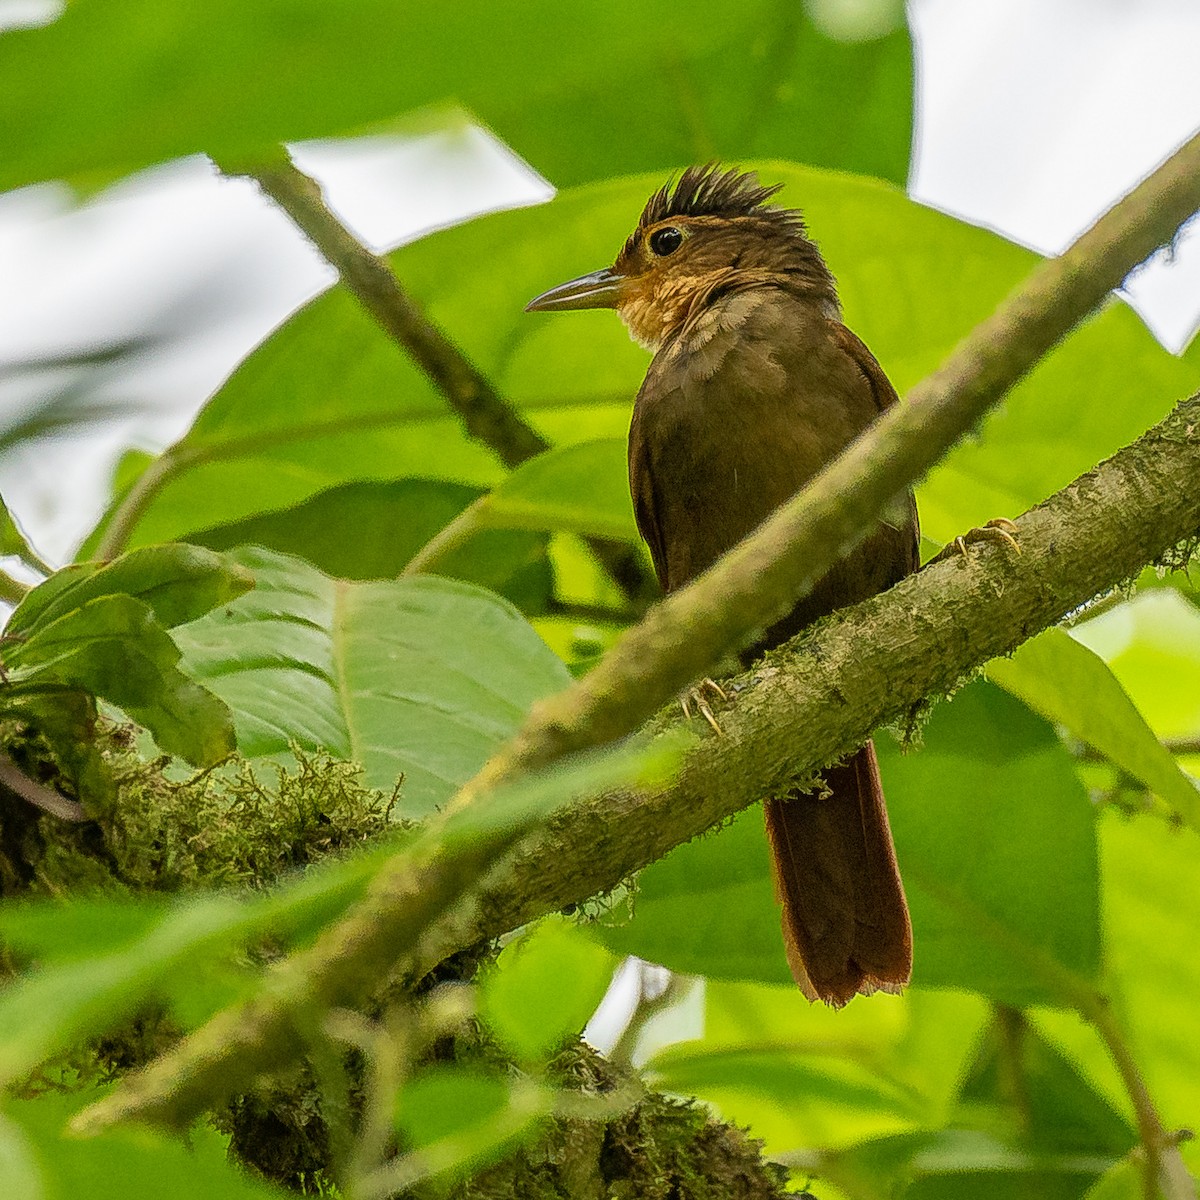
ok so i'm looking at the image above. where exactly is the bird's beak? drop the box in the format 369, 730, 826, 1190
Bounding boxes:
525, 267, 626, 313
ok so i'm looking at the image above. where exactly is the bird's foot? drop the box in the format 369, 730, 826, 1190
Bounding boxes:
934, 518, 1021, 564
680, 678, 728, 737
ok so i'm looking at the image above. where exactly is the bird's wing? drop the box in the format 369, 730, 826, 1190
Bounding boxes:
831, 321, 921, 574
830, 321, 900, 414
627, 402, 671, 591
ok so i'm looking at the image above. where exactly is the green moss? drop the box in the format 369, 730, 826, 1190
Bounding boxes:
455, 1045, 791, 1200
0, 721, 401, 898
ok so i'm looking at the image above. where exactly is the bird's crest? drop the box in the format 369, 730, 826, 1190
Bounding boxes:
627, 163, 803, 256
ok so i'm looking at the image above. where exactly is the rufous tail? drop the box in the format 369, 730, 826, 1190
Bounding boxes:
763, 741, 911, 1006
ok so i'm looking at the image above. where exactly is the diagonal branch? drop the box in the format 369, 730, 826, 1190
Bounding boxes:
462, 128, 1200, 792
75, 390, 1200, 1134
222, 150, 657, 606
239, 151, 548, 471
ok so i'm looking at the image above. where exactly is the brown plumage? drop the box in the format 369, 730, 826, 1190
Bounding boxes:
526, 163, 915, 1006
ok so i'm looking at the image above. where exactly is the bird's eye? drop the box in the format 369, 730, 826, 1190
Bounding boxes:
649, 226, 684, 256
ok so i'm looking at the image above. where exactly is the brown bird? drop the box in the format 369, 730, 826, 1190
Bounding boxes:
526, 164, 915, 1006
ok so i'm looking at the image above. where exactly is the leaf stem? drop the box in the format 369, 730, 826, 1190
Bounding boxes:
0, 569, 30, 605
401, 497, 489, 576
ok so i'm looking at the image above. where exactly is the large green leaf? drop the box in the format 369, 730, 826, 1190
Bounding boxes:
0, 1, 910, 193
186, 478, 554, 611
958, 1014, 1135, 1155
507, 7, 913, 187
987, 628, 1200, 833
647, 1042, 926, 1139
467, 440, 637, 543
171, 545, 572, 815
84, 166, 1200, 562
595, 681, 1101, 1007
831, 1129, 1113, 1200
595, 804, 789, 985
1069, 589, 1200, 743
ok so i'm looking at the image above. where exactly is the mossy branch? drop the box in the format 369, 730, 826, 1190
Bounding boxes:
75, 391, 1200, 1135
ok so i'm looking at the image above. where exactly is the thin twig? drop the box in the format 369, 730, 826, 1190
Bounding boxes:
1075, 736, 1200, 763
72, 391, 1200, 1134
1077, 991, 1194, 1200
0, 751, 86, 821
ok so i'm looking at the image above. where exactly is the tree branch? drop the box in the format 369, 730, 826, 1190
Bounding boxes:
75, 391, 1200, 1134
221, 150, 656, 606
242, 152, 548, 470
462, 128, 1200, 792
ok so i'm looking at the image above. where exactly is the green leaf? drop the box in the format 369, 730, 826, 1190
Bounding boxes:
987, 628, 1200, 834
82, 167, 1200, 565
0, 1114, 44, 1200
7, 544, 254, 638
0, 895, 249, 1086
187, 479, 552, 609
5, 594, 236, 767
883, 681, 1102, 1008
0, 899, 166, 963
838, 1129, 1114, 1199
1083, 1158, 1142, 1200
1069, 589, 1200, 746
595, 805, 789, 985
171, 545, 572, 815
396, 1067, 510, 1150
393, 1067, 550, 1185
0, 3, 911, 193
474, 440, 638, 543
646, 1043, 925, 1136
508, 8, 914, 187
0, 2, 845, 192
1035, 809, 1200, 1140
7, 1091, 285, 1199
479, 920, 616, 1063
0, 496, 47, 574
673, 980, 987, 1152
0, 840, 389, 1085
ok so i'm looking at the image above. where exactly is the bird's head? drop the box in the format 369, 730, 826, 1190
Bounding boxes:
526, 163, 838, 351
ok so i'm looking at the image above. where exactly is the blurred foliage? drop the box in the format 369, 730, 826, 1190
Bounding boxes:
1, 2, 1199, 1199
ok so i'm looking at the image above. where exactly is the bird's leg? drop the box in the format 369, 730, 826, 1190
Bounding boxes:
931, 518, 1021, 565
680, 678, 728, 737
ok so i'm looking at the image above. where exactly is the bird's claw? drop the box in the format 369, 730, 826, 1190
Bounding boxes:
681, 678, 728, 737
946, 518, 1021, 560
